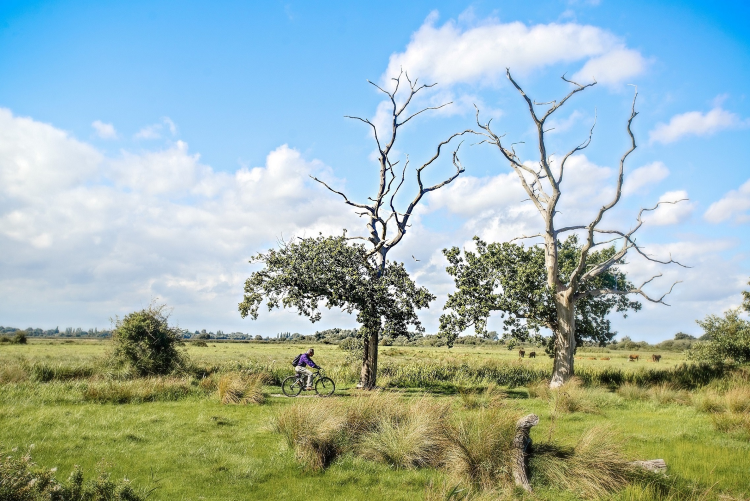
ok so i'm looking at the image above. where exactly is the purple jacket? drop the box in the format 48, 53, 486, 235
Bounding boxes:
297, 353, 318, 369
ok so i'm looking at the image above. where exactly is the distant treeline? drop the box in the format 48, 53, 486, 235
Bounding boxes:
0, 325, 705, 352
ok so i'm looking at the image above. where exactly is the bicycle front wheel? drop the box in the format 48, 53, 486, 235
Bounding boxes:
282, 376, 302, 397
314, 377, 335, 397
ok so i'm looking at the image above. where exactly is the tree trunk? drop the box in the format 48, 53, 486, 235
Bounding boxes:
359, 320, 380, 389
550, 294, 576, 388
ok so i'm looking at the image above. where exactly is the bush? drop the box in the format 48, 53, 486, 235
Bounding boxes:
111, 304, 188, 376
0, 447, 148, 500
12, 331, 27, 344
688, 308, 750, 364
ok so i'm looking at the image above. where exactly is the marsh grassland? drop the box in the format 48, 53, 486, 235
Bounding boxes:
1, 340, 748, 500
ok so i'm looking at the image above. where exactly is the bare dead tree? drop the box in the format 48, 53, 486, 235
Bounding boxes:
475, 69, 686, 388
312, 70, 471, 389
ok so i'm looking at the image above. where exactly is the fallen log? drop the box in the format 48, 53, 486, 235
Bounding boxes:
630, 459, 668, 473
512, 413, 539, 492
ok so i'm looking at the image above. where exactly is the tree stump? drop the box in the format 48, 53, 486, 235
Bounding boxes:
512, 413, 539, 492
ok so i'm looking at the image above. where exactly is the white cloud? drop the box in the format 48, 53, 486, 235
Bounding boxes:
384, 13, 645, 87
91, 120, 117, 139
649, 106, 748, 144
622, 161, 669, 196
134, 117, 178, 140
0, 108, 359, 330
704, 179, 750, 224
642, 190, 694, 226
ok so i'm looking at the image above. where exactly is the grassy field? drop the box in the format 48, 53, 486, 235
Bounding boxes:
1, 340, 748, 500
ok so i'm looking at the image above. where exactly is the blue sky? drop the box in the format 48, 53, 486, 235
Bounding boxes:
1, 0, 749, 341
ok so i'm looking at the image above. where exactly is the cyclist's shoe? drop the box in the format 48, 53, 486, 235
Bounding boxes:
305, 386, 314, 390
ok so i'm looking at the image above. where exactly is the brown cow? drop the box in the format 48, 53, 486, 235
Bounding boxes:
518, 349, 525, 358
528, 351, 536, 358
652, 354, 662, 362
601, 357, 611, 360
628, 354, 639, 362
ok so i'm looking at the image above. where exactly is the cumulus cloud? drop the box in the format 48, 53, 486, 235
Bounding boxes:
649, 106, 748, 144
91, 120, 117, 139
641, 190, 694, 226
704, 179, 750, 224
384, 13, 646, 87
0, 107, 359, 329
622, 161, 669, 196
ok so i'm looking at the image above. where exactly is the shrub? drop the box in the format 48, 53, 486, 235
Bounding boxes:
688, 308, 750, 364
0, 447, 148, 500
217, 372, 266, 405
12, 331, 27, 344
192, 340, 208, 347
111, 304, 188, 376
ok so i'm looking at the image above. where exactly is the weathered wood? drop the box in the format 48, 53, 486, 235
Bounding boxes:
512, 413, 539, 492
630, 459, 667, 473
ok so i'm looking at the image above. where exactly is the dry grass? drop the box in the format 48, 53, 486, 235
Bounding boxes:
359, 397, 450, 469
0, 362, 28, 383
217, 372, 267, 405
530, 427, 634, 499
552, 378, 601, 414
442, 408, 519, 490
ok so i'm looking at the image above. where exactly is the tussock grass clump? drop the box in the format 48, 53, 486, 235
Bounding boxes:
459, 384, 507, 410
0, 362, 28, 383
647, 383, 690, 406
617, 383, 650, 401
272, 398, 348, 471
218, 372, 267, 405
725, 386, 750, 413
29, 362, 96, 382
82, 377, 195, 404
711, 413, 750, 437
530, 427, 634, 499
359, 398, 450, 469
443, 409, 519, 490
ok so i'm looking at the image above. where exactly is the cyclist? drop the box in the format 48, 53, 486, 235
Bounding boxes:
294, 348, 319, 390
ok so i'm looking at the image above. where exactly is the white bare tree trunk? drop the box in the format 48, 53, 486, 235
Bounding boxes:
550, 293, 576, 388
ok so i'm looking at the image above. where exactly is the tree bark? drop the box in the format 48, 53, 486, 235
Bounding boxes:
550, 294, 576, 388
359, 318, 380, 389
512, 414, 539, 492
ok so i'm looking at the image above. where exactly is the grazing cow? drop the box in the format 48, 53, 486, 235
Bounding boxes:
601, 357, 611, 360
652, 354, 662, 362
628, 354, 639, 362
518, 349, 525, 358
528, 351, 536, 358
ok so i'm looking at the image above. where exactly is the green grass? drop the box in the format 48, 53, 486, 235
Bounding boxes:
0, 340, 748, 500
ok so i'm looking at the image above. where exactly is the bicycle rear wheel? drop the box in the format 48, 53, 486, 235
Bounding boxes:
314, 377, 335, 397
282, 375, 302, 397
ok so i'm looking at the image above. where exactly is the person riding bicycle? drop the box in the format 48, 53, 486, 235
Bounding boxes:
294, 348, 319, 390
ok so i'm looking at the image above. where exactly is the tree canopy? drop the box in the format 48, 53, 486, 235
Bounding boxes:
689, 308, 750, 364
439, 236, 641, 351
239, 235, 434, 338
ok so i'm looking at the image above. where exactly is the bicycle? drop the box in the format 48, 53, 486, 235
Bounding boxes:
282, 368, 335, 397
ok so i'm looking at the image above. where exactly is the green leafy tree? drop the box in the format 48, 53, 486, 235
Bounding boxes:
239, 235, 434, 387
742, 279, 750, 313
440, 236, 641, 353
689, 308, 750, 364
470, 70, 684, 387
243, 72, 469, 388
111, 304, 187, 376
